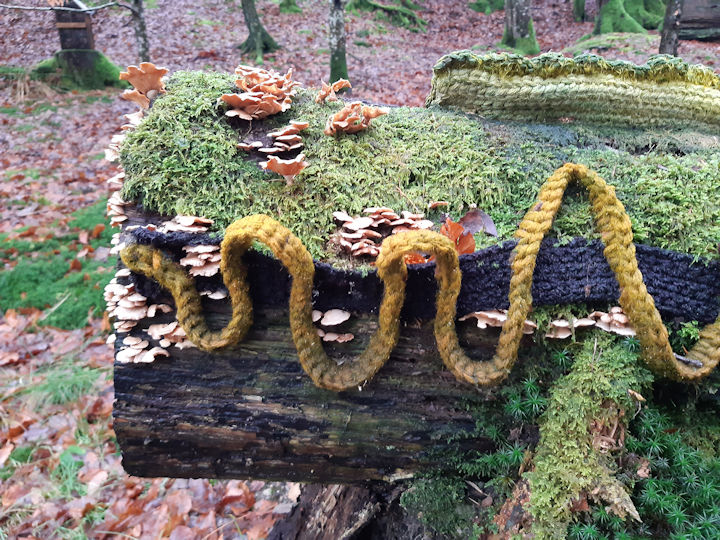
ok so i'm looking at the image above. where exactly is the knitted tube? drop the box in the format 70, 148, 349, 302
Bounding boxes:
426, 52, 720, 130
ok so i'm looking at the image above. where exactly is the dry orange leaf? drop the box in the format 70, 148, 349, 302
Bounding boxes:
440, 217, 475, 256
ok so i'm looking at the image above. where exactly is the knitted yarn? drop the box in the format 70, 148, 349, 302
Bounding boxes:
425, 52, 720, 130
120, 165, 720, 389
501, 163, 720, 382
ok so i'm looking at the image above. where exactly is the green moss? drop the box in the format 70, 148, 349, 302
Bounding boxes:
528, 334, 653, 538
468, 0, 504, 15
623, 0, 666, 30
400, 477, 476, 537
120, 68, 720, 262
572, 405, 720, 538
0, 199, 115, 329
346, 0, 426, 31
500, 19, 541, 56
594, 0, 647, 34
31, 50, 127, 90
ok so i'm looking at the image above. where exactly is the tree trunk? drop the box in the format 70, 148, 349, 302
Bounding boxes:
130, 0, 150, 62
55, 0, 94, 50
329, 0, 349, 83
239, 0, 279, 64
659, 0, 684, 55
573, 0, 586, 22
501, 0, 540, 55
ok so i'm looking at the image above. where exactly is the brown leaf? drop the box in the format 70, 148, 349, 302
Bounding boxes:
440, 217, 476, 256
69, 259, 82, 272
0, 442, 13, 467
458, 208, 497, 237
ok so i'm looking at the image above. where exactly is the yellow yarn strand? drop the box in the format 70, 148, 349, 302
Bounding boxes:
119, 165, 720, 390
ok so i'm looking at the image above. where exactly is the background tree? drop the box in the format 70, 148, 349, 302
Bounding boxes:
500, 0, 540, 55
329, 0, 348, 82
239, 0, 279, 64
593, 0, 666, 34
659, 0, 684, 55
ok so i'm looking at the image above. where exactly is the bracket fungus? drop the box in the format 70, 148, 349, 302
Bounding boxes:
221, 65, 300, 120
260, 154, 308, 185
119, 62, 169, 109
315, 79, 352, 103
324, 102, 389, 136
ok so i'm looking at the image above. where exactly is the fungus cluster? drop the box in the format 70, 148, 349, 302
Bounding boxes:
220, 65, 300, 120
107, 192, 130, 228
312, 309, 354, 343
324, 102, 389, 136
120, 62, 168, 110
146, 321, 197, 350
330, 207, 434, 259
157, 215, 213, 234
459, 310, 537, 335
116, 338, 169, 364
315, 79, 352, 103
179, 244, 221, 277
458, 307, 635, 340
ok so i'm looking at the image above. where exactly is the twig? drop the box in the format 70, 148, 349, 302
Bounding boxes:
0, 2, 138, 15
673, 352, 704, 368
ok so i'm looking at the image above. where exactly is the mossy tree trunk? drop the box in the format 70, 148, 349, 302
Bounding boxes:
573, 0, 586, 21
594, 0, 647, 34
501, 0, 540, 55
659, 0, 684, 55
130, 0, 150, 62
329, 0, 349, 83
239, 0, 279, 64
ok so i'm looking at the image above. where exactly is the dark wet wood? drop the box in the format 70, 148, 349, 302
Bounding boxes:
113, 303, 509, 483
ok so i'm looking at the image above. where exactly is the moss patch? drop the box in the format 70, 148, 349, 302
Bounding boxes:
32, 50, 126, 90
0, 200, 115, 329
528, 334, 653, 537
120, 69, 720, 262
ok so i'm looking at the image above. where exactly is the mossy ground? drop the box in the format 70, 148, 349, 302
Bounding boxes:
0, 199, 115, 329
121, 70, 720, 263
32, 50, 127, 91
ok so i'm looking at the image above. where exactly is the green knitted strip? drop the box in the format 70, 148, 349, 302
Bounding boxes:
426, 52, 720, 129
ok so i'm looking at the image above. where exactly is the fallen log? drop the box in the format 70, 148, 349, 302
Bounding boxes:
113, 304, 506, 483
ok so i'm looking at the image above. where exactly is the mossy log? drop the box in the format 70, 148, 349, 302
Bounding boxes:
114, 304, 508, 483
678, 0, 720, 41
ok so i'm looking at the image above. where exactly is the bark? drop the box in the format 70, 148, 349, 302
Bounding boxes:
501, 0, 540, 55
660, 0, 684, 55
129, 0, 149, 62
329, 0, 349, 83
239, 0, 279, 64
677, 0, 720, 41
55, 0, 94, 50
114, 305, 498, 483
268, 484, 430, 539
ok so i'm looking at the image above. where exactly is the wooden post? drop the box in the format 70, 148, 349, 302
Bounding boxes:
54, 0, 94, 50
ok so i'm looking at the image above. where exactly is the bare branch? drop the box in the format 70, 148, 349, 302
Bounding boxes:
0, 2, 137, 15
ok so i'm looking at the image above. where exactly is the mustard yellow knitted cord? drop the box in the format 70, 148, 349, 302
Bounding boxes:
119, 165, 720, 390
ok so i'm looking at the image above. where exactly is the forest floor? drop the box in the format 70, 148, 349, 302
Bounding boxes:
0, 0, 719, 538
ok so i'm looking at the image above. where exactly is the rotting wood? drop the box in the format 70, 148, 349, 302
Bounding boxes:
113, 303, 510, 483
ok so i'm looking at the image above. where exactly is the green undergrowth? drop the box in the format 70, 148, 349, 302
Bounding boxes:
529, 333, 654, 537
32, 50, 127, 91
0, 199, 115, 329
468, 0, 504, 15
346, 0, 426, 31
120, 70, 720, 262
569, 404, 720, 539
401, 340, 569, 537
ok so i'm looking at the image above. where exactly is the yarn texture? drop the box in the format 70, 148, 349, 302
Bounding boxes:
120, 165, 720, 390
425, 52, 720, 130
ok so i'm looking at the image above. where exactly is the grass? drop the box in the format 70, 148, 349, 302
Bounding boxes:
120, 70, 720, 262
0, 199, 116, 329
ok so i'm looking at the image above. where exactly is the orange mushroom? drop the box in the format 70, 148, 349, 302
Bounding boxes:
260, 154, 309, 185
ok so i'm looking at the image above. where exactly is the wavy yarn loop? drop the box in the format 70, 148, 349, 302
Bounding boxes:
120, 165, 720, 390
